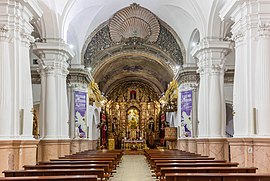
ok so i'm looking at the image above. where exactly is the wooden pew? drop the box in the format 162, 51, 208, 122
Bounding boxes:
149, 157, 215, 168
3, 169, 105, 180
155, 162, 239, 178
23, 164, 110, 175
50, 158, 117, 169
38, 160, 114, 172
165, 173, 270, 181
160, 167, 257, 180
0, 175, 97, 180
151, 159, 227, 170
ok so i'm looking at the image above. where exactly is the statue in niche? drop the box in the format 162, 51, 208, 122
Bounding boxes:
32, 109, 39, 139
149, 118, 155, 132
130, 90, 136, 100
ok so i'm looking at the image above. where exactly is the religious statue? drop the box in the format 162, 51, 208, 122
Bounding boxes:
32, 109, 39, 139
130, 90, 136, 100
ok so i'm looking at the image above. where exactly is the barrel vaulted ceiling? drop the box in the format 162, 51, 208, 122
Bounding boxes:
37, 0, 228, 96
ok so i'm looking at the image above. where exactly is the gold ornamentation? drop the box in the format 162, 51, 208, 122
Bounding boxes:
159, 79, 178, 112
88, 80, 107, 107
31, 108, 39, 139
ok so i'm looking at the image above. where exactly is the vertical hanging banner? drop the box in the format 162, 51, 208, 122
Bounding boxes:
74, 91, 87, 138
100, 112, 107, 146
181, 90, 192, 137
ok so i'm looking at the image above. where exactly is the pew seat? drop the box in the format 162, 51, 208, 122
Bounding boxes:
165, 173, 270, 181
3, 169, 106, 179
0, 175, 97, 180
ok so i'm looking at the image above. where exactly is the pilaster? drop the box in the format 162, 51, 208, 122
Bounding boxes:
221, 0, 270, 137
33, 39, 74, 139
191, 38, 232, 137
67, 68, 92, 139
0, 0, 42, 139
255, 22, 270, 136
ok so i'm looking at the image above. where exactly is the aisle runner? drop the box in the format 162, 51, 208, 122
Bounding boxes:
110, 155, 155, 181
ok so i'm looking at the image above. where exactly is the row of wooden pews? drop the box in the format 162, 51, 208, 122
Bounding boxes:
1, 149, 123, 180
145, 149, 270, 181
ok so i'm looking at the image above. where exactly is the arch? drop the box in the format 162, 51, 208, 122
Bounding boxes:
38, 0, 61, 38
91, 108, 100, 140
187, 29, 200, 65
207, 0, 227, 37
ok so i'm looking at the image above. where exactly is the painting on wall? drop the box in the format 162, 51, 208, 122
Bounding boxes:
74, 91, 87, 138
181, 90, 192, 137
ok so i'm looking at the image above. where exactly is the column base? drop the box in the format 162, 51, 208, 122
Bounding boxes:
228, 138, 270, 173
70, 139, 97, 154
0, 140, 39, 176
38, 139, 71, 162
177, 138, 229, 160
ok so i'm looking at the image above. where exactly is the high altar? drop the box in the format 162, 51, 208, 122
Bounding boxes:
105, 82, 161, 149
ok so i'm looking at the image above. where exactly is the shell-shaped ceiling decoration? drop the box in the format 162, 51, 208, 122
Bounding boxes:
109, 3, 160, 43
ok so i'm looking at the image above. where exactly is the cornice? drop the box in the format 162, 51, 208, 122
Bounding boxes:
175, 67, 199, 85
67, 68, 93, 85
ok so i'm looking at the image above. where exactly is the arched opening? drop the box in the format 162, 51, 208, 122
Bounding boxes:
188, 29, 200, 65
91, 109, 100, 140
225, 103, 234, 137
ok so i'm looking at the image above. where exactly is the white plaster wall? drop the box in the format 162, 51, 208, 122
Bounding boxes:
224, 84, 233, 103
88, 105, 101, 140
32, 84, 41, 105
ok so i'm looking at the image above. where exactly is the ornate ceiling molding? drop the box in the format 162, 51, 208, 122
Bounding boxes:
109, 3, 160, 43
83, 22, 184, 74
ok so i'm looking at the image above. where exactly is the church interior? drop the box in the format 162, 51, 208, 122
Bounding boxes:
1, 0, 270, 180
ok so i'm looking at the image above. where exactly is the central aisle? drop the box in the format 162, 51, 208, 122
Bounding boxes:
110, 155, 156, 181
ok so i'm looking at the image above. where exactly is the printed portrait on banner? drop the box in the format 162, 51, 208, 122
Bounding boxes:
74, 91, 87, 138
181, 90, 192, 137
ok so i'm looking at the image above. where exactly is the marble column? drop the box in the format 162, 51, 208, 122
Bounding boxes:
255, 23, 270, 136
191, 38, 232, 137
34, 39, 74, 139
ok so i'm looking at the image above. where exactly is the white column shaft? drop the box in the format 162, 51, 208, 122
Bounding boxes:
44, 73, 57, 138
198, 73, 208, 137
209, 73, 222, 136
233, 39, 249, 136
255, 33, 270, 136
0, 35, 12, 138
60, 74, 69, 138
20, 42, 34, 138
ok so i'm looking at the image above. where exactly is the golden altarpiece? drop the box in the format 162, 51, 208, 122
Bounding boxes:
105, 82, 161, 149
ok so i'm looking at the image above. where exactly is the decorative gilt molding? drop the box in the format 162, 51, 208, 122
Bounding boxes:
82, 4, 185, 75
159, 79, 178, 112
88, 81, 107, 107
